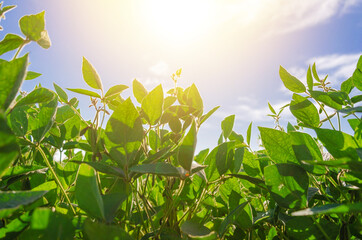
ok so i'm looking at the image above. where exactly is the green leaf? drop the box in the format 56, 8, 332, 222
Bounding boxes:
309, 90, 342, 110
0, 212, 31, 239
0, 54, 28, 111
130, 162, 180, 177
19, 11, 45, 41
53, 83, 68, 103
36, 30, 51, 49
186, 83, 203, 114
259, 127, 298, 164
141, 84, 163, 125
246, 122, 252, 146
286, 216, 339, 240
221, 115, 235, 139
75, 164, 105, 220
302, 158, 362, 173
132, 79, 148, 104
268, 102, 276, 114
105, 98, 143, 168
229, 174, 267, 190
83, 218, 133, 240
279, 66, 306, 93
82, 57, 103, 91
181, 220, 212, 238
20, 208, 74, 240
0, 114, 19, 178
242, 150, 262, 177
341, 77, 354, 94
339, 106, 362, 115
219, 201, 248, 237
29, 98, 57, 143
14, 87, 55, 108
0, 191, 47, 215
66, 88, 101, 98
312, 63, 321, 82
71, 161, 125, 178
315, 128, 360, 160
264, 163, 309, 209
292, 202, 362, 216
104, 84, 128, 98
102, 192, 127, 223
178, 120, 197, 171
204, 142, 234, 181
0, 34, 24, 56
25, 71, 41, 80
200, 106, 220, 125
352, 55, 362, 91
290, 94, 320, 128
306, 65, 313, 91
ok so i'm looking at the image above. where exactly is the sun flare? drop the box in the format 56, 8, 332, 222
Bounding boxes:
140, 0, 216, 42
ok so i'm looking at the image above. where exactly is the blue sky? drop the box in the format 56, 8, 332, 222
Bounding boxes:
1, 0, 362, 151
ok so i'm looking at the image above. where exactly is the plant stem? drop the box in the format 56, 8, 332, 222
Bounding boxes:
36, 145, 76, 215
12, 39, 29, 60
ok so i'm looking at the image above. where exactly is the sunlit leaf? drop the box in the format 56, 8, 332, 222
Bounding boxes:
19, 11, 45, 41
82, 57, 103, 91
279, 66, 306, 93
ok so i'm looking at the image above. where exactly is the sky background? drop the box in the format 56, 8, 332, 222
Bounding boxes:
1, 0, 362, 151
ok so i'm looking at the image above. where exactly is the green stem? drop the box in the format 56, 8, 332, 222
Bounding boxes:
12, 39, 29, 60
36, 145, 76, 215
337, 112, 341, 131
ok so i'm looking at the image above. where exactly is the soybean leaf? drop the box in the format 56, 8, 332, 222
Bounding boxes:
130, 162, 180, 177
20, 208, 74, 240
312, 63, 321, 82
292, 202, 362, 216
314, 128, 360, 160
242, 150, 262, 177
104, 84, 128, 98
75, 164, 105, 220
14, 87, 55, 108
66, 88, 101, 98
219, 201, 248, 237
290, 94, 320, 128
341, 77, 354, 94
279, 66, 306, 93
186, 83, 203, 114
204, 142, 234, 181
177, 120, 197, 171
309, 90, 342, 110
286, 216, 339, 240
133, 79, 148, 104
0, 191, 47, 213
36, 30, 51, 49
72, 161, 125, 178
29, 98, 57, 143
268, 102, 276, 114
264, 163, 309, 209
229, 174, 267, 190
259, 127, 299, 164
0, 54, 28, 111
352, 55, 362, 91
19, 11, 45, 41
141, 84, 163, 125
246, 122, 252, 146
83, 218, 133, 240
0, 114, 19, 178
102, 192, 127, 223
0, 212, 31, 239
339, 106, 362, 115
82, 57, 103, 91
25, 71, 41, 80
200, 106, 220, 125
53, 83, 68, 103
105, 98, 143, 168
307, 65, 313, 91
302, 158, 362, 173
221, 115, 235, 139
0, 34, 24, 56
181, 220, 212, 238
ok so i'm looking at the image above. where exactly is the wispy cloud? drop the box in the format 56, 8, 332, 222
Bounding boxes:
221, 0, 362, 36
149, 61, 169, 76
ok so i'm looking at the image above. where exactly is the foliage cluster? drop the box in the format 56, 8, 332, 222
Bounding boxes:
0, 5, 361, 240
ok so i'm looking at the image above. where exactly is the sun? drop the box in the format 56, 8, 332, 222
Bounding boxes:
139, 0, 215, 43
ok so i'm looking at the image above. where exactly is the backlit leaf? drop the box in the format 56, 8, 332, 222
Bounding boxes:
82, 57, 103, 91
279, 66, 306, 93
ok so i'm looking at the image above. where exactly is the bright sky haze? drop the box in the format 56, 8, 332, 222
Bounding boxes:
2, 0, 362, 150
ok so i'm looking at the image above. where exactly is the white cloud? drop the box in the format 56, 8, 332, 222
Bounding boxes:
149, 61, 169, 76
221, 0, 362, 36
